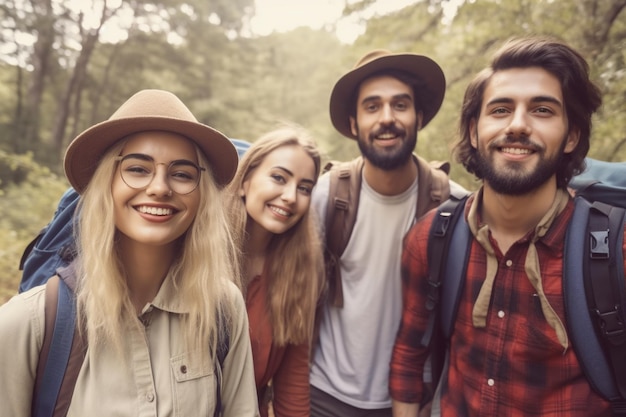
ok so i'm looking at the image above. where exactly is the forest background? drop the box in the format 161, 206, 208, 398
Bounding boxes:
0, 0, 625, 303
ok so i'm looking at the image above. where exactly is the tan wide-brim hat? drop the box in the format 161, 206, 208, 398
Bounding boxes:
329, 49, 446, 139
64, 89, 237, 193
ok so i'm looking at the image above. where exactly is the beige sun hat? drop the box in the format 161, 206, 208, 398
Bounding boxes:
64, 89, 237, 193
329, 49, 446, 139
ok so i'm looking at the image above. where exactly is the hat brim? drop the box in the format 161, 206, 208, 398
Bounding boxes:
329, 53, 446, 139
64, 116, 238, 193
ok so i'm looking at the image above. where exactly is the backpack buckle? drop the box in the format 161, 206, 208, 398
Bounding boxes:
590, 230, 610, 259
433, 211, 453, 238
595, 305, 626, 345
334, 197, 349, 212
425, 278, 441, 311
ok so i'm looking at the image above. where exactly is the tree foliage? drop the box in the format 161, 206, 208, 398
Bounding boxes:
0, 0, 625, 298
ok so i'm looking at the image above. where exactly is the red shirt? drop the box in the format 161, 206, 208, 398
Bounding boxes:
246, 271, 310, 417
390, 195, 617, 416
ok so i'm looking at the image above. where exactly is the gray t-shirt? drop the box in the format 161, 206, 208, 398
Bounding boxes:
310, 170, 418, 409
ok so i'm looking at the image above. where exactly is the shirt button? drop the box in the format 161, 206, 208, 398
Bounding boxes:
505, 259, 513, 267
498, 310, 505, 318
146, 392, 155, 402
181, 365, 188, 374
487, 378, 495, 386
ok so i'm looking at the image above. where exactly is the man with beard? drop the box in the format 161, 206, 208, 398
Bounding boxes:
309, 50, 464, 417
390, 36, 613, 417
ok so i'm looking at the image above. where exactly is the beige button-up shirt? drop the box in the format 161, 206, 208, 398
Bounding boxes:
0, 277, 259, 417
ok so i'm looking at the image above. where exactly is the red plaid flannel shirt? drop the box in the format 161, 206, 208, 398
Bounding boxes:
390, 195, 616, 417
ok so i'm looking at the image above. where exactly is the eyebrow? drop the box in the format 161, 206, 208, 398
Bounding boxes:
361, 93, 413, 104
486, 95, 564, 108
121, 153, 199, 166
273, 166, 316, 184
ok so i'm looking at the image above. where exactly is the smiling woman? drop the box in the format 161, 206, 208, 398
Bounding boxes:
224, 124, 324, 417
0, 89, 260, 417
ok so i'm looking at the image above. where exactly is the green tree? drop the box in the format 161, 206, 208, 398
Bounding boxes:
351, 0, 626, 189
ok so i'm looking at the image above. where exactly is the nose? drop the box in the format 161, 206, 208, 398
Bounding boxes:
145, 164, 172, 197
505, 108, 532, 137
280, 184, 297, 204
379, 103, 395, 125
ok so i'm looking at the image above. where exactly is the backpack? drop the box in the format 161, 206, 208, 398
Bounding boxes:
19, 188, 79, 292
323, 154, 451, 307
31, 263, 230, 417
424, 157, 626, 415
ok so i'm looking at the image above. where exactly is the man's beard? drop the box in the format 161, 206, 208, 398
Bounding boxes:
356, 124, 417, 171
474, 134, 567, 195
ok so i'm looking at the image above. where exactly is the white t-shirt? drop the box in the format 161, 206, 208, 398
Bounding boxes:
310, 170, 418, 409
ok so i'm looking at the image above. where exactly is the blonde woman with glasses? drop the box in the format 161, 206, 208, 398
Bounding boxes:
0, 89, 259, 417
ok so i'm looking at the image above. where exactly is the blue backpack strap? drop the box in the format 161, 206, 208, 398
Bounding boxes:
565, 197, 626, 413
33, 275, 77, 417
33, 265, 86, 417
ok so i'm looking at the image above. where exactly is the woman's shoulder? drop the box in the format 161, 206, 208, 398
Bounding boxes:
0, 284, 46, 318
222, 280, 247, 313
224, 279, 243, 297
0, 283, 46, 353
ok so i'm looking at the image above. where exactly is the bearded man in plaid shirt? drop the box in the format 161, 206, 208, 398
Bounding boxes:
390, 35, 619, 417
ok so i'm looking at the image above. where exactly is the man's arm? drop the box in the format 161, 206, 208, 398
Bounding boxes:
392, 399, 420, 417
389, 213, 436, 414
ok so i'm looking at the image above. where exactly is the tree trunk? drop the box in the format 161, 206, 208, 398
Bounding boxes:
15, 0, 55, 154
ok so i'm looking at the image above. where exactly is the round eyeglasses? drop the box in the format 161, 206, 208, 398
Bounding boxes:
115, 154, 205, 195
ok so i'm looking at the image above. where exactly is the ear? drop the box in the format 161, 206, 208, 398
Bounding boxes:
240, 179, 249, 198
416, 111, 424, 131
469, 119, 478, 149
350, 116, 358, 137
563, 128, 580, 154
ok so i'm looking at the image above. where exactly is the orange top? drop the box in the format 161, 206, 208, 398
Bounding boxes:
246, 272, 311, 417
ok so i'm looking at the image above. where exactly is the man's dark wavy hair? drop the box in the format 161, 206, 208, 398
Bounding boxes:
452, 35, 602, 188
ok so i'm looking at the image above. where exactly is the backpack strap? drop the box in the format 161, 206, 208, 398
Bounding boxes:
423, 191, 471, 391
33, 269, 86, 417
324, 157, 364, 308
213, 311, 230, 417
565, 197, 626, 413
323, 155, 452, 308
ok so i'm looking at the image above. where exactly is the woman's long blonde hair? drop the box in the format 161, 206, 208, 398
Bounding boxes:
225, 125, 324, 346
75, 139, 240, 356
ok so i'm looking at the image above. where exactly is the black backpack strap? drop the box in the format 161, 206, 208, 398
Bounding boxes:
423, 192, 470, 345
565, 197, 626, 413
423, 192, 471, 391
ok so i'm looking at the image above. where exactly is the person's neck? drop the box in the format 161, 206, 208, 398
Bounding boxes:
362, 156, 417, 196
480, 178, 560, 252
118, 239, 177, 314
